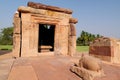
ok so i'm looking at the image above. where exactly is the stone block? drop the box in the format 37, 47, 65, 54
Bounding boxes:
12, 34, 20, 57
70, 55, 105, 80
13, 14, 21, 34
89, 37, 120, 63
8, 66, 38, 80
68, 36, 76, 56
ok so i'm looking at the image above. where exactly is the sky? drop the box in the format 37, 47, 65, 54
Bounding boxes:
0, 0, 120, 38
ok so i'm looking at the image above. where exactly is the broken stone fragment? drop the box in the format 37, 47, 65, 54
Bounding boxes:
70, 55, 105, 80
79, 55, 102, 71
69, 18, 78, 24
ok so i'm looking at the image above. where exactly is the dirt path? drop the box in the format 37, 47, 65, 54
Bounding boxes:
0, 50, 12, 61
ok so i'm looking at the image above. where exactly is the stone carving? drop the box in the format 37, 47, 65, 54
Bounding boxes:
70, 54, 105, 80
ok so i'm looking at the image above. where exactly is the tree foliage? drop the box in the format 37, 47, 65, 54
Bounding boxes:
0, 27, 13, 45
77, 30, 102, 46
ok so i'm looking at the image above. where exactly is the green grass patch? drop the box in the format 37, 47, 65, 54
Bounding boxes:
76, 46, 89, 52
0, 45, 89, 52
0, 45, 13, 50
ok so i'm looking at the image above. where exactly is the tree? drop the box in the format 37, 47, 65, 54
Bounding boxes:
0, 27, 13, 45
77, 30, 102, 46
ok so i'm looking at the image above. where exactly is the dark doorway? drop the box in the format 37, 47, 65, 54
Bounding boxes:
38, 24, 55, 52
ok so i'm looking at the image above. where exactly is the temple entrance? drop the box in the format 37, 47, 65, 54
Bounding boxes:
38, 24, 55, 53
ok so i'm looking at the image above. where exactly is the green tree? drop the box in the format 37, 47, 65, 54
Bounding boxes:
77, 30, 102, 46
0, 27, 13, 45
96, 34, 101, 38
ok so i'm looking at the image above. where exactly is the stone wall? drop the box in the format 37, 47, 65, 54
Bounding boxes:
89, 37, 120, 63
12, 13, 21, 57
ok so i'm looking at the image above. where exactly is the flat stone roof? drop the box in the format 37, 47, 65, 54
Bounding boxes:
27, 2, 73, 14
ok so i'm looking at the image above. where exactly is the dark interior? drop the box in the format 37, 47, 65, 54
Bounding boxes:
38, 24, 55, 52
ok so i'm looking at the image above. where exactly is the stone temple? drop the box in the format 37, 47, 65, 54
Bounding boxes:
12, 2, 78, 57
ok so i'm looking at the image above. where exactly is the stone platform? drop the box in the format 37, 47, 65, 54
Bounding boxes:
8, 56, 81, 80
0, 53, 120, 80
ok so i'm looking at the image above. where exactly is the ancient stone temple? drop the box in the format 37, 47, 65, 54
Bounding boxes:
89, 37, 120, 63
13, 2, 78, 57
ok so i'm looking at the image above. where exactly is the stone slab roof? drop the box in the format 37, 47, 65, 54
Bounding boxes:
27, 2, 73, 14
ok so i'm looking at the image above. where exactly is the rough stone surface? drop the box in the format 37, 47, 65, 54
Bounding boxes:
12, 13, 21, 57
79, 55, 102, 71
1, 53, 120, 80
0, 59, 14, 80
27, 2, 73, 14
8, 66, 38, 80
68, 23, 76, 56
89, 37, 120, 63
13, 2, 77, 57
70, 55, 104, 80
8, 56, 82, 80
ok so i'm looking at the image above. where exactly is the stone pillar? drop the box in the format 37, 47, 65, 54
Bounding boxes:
29, 23, 39, 55
54, 25, 61, 55
21, 13, 31, 57
54, 25, 69, 56
60, 25, 69, 56
68, 23, 76, 56
12, 13, 21, 57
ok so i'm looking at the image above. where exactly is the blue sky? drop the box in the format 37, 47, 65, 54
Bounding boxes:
0, 0, 120, 38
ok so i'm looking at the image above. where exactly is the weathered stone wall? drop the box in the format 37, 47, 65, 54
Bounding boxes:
12, 13, 21, 57
112, 40, 120, 63
89, 37, 120, 63
13, 2, 77, 57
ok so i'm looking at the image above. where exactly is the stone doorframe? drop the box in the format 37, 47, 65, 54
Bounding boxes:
13, 12, 70, 57
28, 13, 64, 56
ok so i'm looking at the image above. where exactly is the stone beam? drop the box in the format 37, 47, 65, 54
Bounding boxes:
27, 2, 73, 14
69, 18, 78, 24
